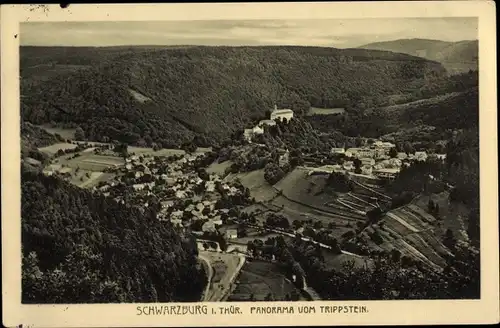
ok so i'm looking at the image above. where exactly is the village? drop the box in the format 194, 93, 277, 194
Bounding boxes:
35, 105, 451, 302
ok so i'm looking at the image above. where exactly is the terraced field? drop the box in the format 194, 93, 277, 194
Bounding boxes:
361, 202, 453, 272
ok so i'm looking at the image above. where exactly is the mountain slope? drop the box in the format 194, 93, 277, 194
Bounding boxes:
358, 39, 478, 74
21, 166, 206, 303
21, 46, 446, 148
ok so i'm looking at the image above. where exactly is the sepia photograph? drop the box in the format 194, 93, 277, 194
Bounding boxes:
2, 2, 498, 327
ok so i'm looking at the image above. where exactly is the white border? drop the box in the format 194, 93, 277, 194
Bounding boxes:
2, 2, 498, 327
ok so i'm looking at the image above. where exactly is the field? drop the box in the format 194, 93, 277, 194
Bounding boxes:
225, 169, 278, 202
127, 146, 186, 157
38, 125, 77, 140
128, 146, 211, 157
411, 192, 469, 241
307, 107, 346, 116
55, 153, 124, 171
228, 260, 304, 301
207, 160, 233, 176
360, 201, 453, 272
44, 152, 123, 188
38, 142, 77, 155
322, 251, 374, 271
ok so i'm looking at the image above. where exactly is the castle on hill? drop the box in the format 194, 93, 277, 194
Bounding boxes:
243, 105, 294, 142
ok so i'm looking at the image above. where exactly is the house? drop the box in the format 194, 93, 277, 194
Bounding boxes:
125, 163, 133, 170
196, 202, 205, 212
361, 165, 373, 175
345, 148, 360, 158
243, 129, 254, 142
259, 119, 277, 127
212, 216, 223, 226
252, 125, 264, 135
397, 152, 408, 160
175, 190, 187, 199
202, 221, 216, 232
205, 181, 215, 192
330, 147, 345, 154
171, 210, 184, 219
279, 150, 290, 167
343, 161, 354, 171
373, 168, 400, 179
133, 183, 146, 191
414, 151, 428, 162
432, 153, 447, 161
270, 105, 294, 121
161, 200, 174, 208
225, 229, 238, 239
360, 158, 375, 166
380, 142, 396, 149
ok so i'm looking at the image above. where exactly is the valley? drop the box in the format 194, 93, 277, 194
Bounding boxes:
20, 41, 480, 303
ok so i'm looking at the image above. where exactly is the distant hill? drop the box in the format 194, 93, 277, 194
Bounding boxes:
358, 38, 478, 74
307, 71, 479, 139
21, 45, 446, 148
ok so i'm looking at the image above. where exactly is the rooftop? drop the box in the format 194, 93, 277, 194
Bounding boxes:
272, 108, 293, 114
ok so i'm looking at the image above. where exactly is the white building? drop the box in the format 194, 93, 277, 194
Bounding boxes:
259, 119, 277, 127
414, 151, 428, 162
270, 105, 294, 122
202, 221, 216, 232
343, 161, 355, 171
361, 165, 373, 175
330, 148, 345, 154
252, 126, 264, 135
225, 229, 238, 239
243, 129, 254, 142
360, 158, 375, 166
279, 150, 290, 167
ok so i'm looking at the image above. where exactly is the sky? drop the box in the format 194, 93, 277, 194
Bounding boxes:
20, 18, 478, 48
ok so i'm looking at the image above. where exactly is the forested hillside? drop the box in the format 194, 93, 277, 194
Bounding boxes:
358, 39, 478, 73
21, 166, 206, 303
308, 71, 478, 139
21, 46, 446, 147
21, 122, 61, 163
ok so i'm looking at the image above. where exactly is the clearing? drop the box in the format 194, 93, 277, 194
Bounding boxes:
225, 169, 278, 202
38, 142, 77, 155
38, 125, 77, 140
307, 107, 346, 116
207, 160, 233, 176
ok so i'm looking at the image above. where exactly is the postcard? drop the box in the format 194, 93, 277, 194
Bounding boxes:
1, 2, 498, 327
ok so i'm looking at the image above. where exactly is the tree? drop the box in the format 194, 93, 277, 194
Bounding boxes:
443, 229, 456, 250
389, 147, 398, 158
264, 292, 274, 301
403, 142, 415, 155
428, 199, 435, 212
202, 242, 209, 251
75, 127, 85, 140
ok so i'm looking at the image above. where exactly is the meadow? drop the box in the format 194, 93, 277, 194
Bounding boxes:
38, 142, 77, 155
225, 169, 278, 202
306, 107, 346, 116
